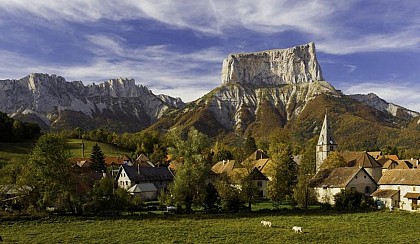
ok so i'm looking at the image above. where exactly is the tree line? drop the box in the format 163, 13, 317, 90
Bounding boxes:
0, 112, 40, 142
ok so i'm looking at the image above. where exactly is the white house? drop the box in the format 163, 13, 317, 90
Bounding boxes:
310, 167, 377, 205
116, 164, 174, 193
371, 169, 420, 211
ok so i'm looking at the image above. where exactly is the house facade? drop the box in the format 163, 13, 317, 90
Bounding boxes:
310, 167, 377, 205
371, 169, 420, 211
116, 164, 174, 193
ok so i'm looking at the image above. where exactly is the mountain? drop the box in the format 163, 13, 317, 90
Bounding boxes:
151, 43, 420, 151
0, 73, 185, 132
349, 93, 419, 118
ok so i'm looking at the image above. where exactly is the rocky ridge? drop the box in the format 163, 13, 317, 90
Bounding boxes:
0, 73, 184, 131
350, 93, 419, 118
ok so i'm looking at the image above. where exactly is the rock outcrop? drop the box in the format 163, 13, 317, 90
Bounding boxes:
350, 93, 419, 118
0, 73, 185, 131
221, 42, 323, 85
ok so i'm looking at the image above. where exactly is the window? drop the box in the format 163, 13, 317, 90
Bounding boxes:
365, 186, 370, 194
350, 187, 356, 192
257, 181, 262, 187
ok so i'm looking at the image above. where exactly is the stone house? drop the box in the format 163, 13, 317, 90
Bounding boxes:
371, 169, 420, 211
310, 167, 377, 205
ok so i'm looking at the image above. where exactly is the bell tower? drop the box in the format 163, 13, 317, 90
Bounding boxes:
316, 113, 337, 172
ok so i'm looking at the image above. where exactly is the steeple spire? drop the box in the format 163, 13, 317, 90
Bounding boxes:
316, 112, 337, 172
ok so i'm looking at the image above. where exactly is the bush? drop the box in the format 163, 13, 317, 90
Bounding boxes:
334, 189, 374, 210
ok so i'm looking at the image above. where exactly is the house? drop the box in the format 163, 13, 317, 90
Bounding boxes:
371, 169, 420, 211
310, 167, 377, 205
127, 183, 158, 200
135, 154, 155, 167
341, 151, 382, 182
116, 164, 174, 193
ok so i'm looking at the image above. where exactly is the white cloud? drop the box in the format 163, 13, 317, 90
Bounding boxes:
2, 0, 420, 54
342, 82, 420, 112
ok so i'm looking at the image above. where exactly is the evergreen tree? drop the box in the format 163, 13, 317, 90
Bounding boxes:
90, 143, 106, 172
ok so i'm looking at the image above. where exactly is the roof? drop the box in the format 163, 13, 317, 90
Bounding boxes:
211, 160, 236, 174
371, 189, 399, 198
382, 160, 398, 169
245, 149, 269, 161
378, 169, 420, 185
128, 183, 157, 193
119, 164, 174, 182
310, 167, 362, 188
104, 155, 131, 166
368, 151, 382, 160
385, 155, 400, 161
404, 192, 420, 199
395, 160, 415, 169
341, 151, 382, 168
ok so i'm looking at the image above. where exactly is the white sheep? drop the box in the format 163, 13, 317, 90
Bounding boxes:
261, 220, 272, 227
292, 226, 303, 233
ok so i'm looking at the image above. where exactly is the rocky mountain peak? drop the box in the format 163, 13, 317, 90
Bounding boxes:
221, 42, 323, 86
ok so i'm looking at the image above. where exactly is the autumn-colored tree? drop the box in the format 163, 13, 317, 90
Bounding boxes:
320, 151, 347, 170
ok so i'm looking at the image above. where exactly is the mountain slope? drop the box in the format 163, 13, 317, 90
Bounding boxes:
150, 43, 420, 151
0, 73, 184, 132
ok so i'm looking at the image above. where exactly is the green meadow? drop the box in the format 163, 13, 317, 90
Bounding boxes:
0, 139, 132, 166
66, 139, 132, 158
1, 210, 419, 243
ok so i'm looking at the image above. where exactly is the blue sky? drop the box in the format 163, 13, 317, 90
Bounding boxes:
0, 1, 419, 112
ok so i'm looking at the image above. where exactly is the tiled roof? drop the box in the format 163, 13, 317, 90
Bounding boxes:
404, 192, 420, 199
395, 160, 415, 169
245, 149, 269, 161
378, 169, 420, 185
371, 189, 399, 198
341, 151, 382, 168
368, 151, 382, 159
211, 160, 236, 174
310, 167, 361, 188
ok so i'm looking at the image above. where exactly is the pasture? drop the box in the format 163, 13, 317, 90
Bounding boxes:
1, 210, 419, 243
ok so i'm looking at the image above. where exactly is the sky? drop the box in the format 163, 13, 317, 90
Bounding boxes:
0, 0, 419, 112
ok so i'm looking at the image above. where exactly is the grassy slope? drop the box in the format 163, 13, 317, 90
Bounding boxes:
1, 211, 419, 243
0, 141, 34, 166
66, 139, 132, 158
0, 139, 131, 166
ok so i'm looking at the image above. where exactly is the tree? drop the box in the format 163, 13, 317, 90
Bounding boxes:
90, 143, 106, 172
320, 151, 347, 170
216, 173, 245, 212
293, 138, 317, 207
168, 128, 210, 213
267, 142, 297, 206
19, 134, 77, 212
203, 183, 219, 211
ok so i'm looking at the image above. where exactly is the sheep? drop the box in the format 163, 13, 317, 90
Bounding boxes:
261, 220, 272, 227
292, 226, 303, 233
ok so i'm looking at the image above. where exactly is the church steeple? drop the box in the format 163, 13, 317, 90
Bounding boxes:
316, 112, 337, 172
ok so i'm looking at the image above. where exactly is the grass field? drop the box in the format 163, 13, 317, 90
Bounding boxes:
66, 139, 132, 158
0, 139, 132, 166
1, 210, 419, 243
0, 141, 34, 166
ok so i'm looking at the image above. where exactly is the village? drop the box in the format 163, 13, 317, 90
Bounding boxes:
3, 113, 418, 215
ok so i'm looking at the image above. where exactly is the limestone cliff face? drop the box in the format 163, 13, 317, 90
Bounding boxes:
0, 73, 184, 131
195, 43, 337, 132
221, 42, 323, 85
